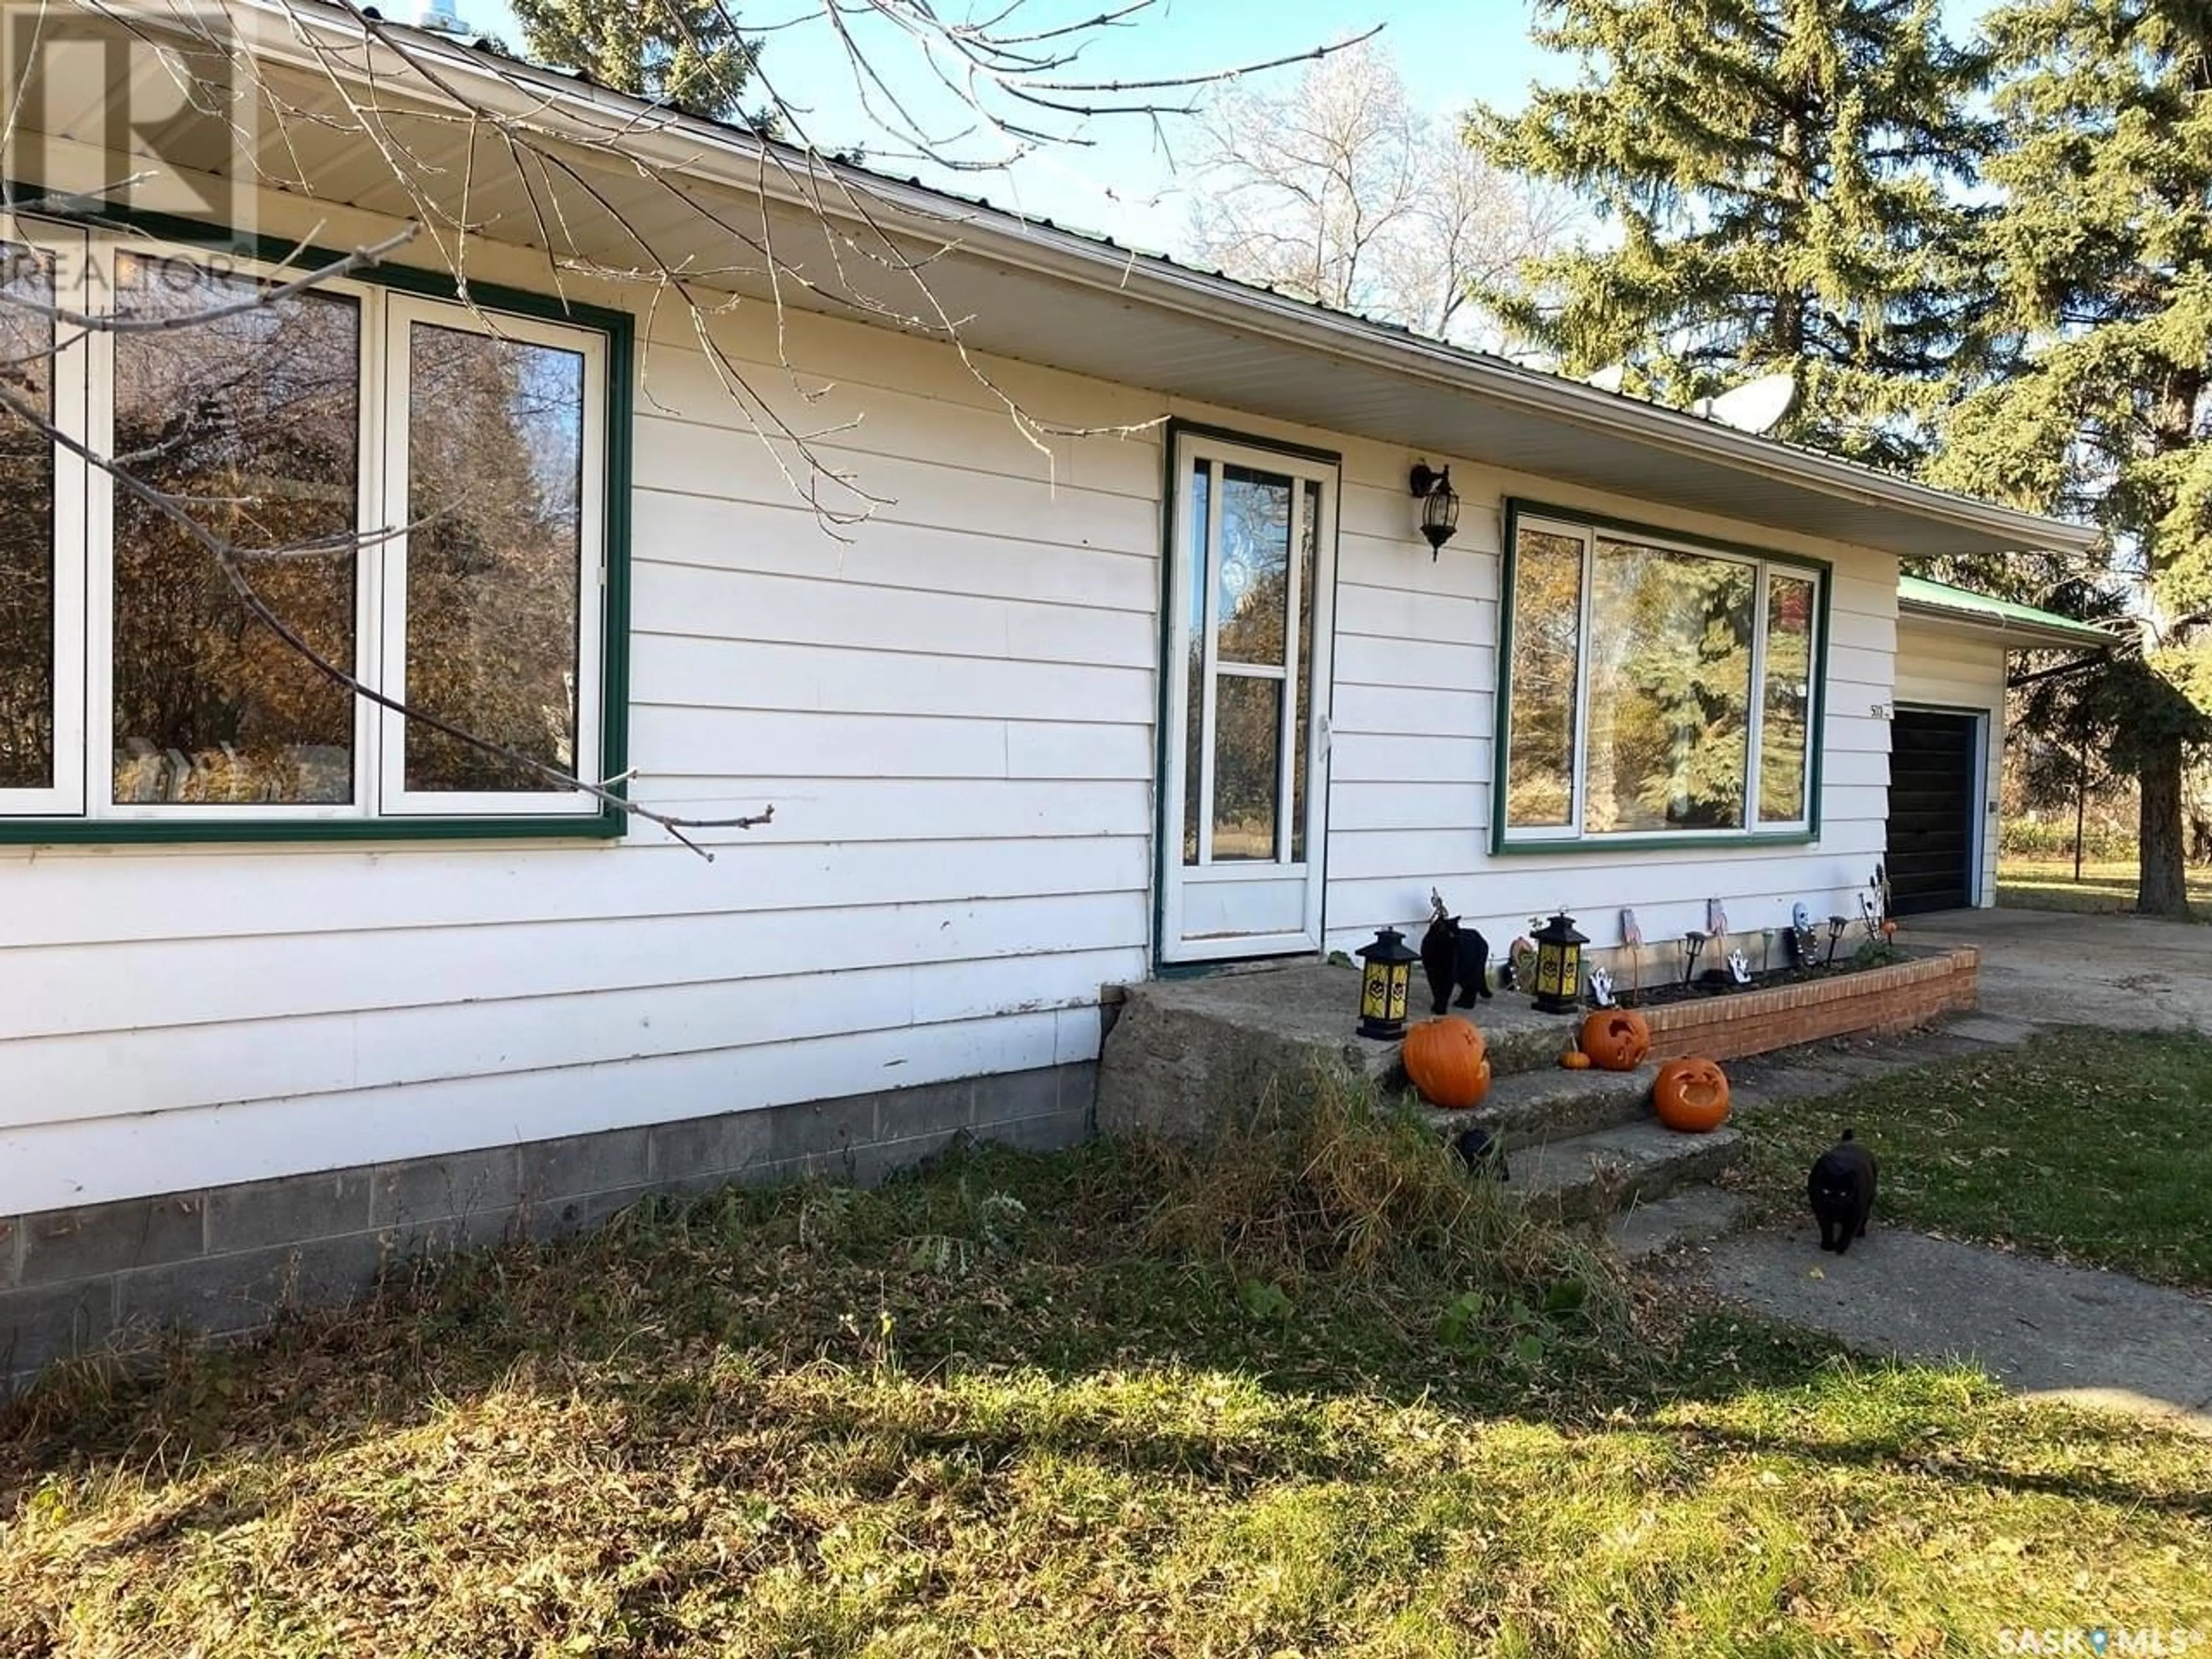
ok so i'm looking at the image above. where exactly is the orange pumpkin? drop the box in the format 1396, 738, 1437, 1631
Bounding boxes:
1579, 1009, 1652, 1072
1403, 1017, 1492, 1110
1559, 1047, 1593, 1071
1652, 1057, 1732, 1132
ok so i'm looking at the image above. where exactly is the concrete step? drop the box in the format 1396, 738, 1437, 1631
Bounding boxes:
1412, 1062, 1657, 1144
1453, 1004, 1589, 1081
1508, 1120, 1744, 1223
1607, 1187, 1748, 1261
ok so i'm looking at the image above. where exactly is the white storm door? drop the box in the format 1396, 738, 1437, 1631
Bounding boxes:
1160, 432, 1337, 964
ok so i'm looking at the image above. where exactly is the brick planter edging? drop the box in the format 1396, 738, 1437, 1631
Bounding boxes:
1636, 946, 1979, 1063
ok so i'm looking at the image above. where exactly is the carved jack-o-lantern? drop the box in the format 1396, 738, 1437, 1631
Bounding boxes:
1578, 1009, 1652, 1072
1653, 1057, 1732, 1133
1403, 1017, 1492, 1111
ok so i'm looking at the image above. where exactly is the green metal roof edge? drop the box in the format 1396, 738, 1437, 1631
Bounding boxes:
1897, 575, 2115, 647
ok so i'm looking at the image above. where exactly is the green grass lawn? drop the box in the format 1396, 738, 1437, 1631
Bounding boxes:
1998, 857, 2212, 918
1733, 1028, 2212, 1290
5, 1078, 2210, 1657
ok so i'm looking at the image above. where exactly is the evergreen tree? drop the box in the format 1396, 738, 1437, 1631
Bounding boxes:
1469, 0, 1989, 467
509, 0, 760, 124
1927, 0, 2212, 915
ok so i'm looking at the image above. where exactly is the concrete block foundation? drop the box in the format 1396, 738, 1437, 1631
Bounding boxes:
2, 1062, 1095, 1394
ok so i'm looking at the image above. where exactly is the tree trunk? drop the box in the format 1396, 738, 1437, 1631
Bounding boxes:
2074, 747, 2088, 881
2138, 739, 2190, 916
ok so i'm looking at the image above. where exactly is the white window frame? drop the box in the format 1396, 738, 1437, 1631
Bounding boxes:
0, 226, 615, 827
0, 219, 89, 817
1499, 510, 1824, 848
377, 295, 607, 819
1158, 428, 1339, 964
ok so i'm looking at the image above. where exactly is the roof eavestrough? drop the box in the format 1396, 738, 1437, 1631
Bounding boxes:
1898, 577, 2118, 651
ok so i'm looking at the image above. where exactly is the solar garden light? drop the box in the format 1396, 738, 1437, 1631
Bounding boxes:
1680, 929, 1709, 987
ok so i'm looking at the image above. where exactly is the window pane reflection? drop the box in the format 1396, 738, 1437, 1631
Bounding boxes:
1584, 539, 1753, 834
1215, 464, 1290, 665
1759, 573, 1815, 823
111, 256, 359, 805
404, 323, 584, 794
1505, 528, 1583, 829
1211, 674, 1282, 861
0, 245, 55, 790
1183, 461, 1209, 865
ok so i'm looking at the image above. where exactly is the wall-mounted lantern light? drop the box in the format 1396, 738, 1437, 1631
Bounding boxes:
1408, 461, 1460, 558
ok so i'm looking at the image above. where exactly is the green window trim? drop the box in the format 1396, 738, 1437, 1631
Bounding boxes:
0, 186, 634, 847
1491, 498, 1830, 858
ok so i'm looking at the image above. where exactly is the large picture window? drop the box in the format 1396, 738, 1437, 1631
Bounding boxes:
1497, 505, 1824, 849
0, 222, 622, 838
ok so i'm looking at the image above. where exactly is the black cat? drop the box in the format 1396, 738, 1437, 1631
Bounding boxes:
1807, 1130, 1878, 1254
1452, 1124, 1509, 1181
1419, 912, 1493, 1016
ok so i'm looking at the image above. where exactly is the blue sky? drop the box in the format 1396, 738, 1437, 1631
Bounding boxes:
437, 1, 1580, 251
437, 0, 1991, 255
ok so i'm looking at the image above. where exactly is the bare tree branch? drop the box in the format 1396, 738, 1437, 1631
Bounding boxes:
0, 375, 774, 857
0, 0, 1377, 858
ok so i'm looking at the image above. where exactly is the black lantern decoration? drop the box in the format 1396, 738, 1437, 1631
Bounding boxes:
1529, 911, 1587, 1015
1409, 461, 1460, 558
1680, 929, 1709, 987
1355, 926, 1420, 1039
1824, 914, 1849, 968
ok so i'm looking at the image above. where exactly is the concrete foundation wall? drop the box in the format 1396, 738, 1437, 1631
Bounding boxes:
1, 1063, 1094, 1393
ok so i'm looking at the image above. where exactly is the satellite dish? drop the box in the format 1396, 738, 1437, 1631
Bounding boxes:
1691, 373, 1798, 435
1585, 363, 1626, 393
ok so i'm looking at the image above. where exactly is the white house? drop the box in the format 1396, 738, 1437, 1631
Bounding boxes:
0, 1, 2100, 1379
1891, 579, 2112, 914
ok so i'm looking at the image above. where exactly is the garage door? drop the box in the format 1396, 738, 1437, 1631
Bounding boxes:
1886, 710, 1979, 915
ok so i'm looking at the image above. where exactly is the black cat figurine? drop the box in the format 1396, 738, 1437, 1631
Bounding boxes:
1807, 1129, 1878, 1254
1419, 907, 1493, 1017
1452, 1124, 1509, 1180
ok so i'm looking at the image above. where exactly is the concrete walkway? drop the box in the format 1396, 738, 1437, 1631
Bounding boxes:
1675, 912, 2212, 1432
1700, 1228, 2212, 1436
1904, 906, 2212, 1032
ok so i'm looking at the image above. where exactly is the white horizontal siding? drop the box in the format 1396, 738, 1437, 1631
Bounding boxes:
4, 180, 1941, 1216
1895, 618, 2009, 907
1306, 436, 1902, 960
0, 214, 1170, 1214
5, 1005, 1105, 1215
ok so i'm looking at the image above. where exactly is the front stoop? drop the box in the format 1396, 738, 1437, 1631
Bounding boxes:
1419, 1078, 1743, 1225
1508, 1122, 1744, 1223
1096, 963, 1581, 1138
1418, 1064, 1661, 1145
1096, 962, 1768, 1239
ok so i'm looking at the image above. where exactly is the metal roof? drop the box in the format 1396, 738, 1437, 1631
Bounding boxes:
1897, 576, 2118, 650
48, 0, 2105, 563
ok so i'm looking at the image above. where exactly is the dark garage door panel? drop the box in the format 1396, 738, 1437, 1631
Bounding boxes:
1887, 710, 1978, 915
